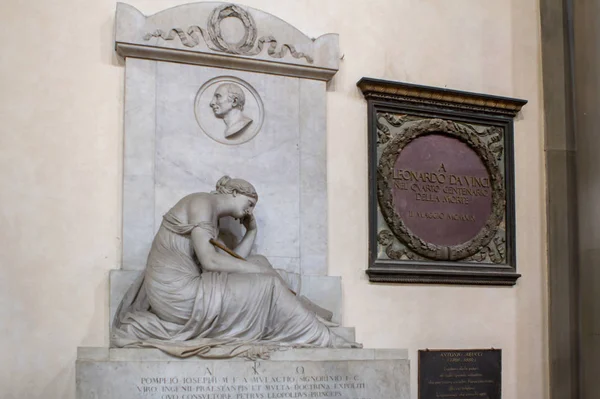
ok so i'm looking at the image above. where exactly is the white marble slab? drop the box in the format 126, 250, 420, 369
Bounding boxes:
79, 347, 408, 362
122, 59, 330, 276
299, 79, 328, 275
122, 58, 157, 269
154, 62, 301, 261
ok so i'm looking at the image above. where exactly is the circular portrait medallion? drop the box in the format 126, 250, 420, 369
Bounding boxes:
195, 76, 264, 145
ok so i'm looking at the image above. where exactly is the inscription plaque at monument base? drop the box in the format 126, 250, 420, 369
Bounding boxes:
77, 348, 410, 398
358, 78, 527, 285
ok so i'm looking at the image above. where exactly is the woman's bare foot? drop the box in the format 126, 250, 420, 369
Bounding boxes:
331, 332, 363, 348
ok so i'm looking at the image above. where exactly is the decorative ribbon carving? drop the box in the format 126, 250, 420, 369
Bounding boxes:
143, 4, 314, 64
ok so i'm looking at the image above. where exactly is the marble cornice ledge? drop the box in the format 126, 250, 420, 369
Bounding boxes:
114, 2, 339, 81
357, 78, 528, 117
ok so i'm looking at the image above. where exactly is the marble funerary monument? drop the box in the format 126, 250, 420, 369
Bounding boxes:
76, 3, 410, 398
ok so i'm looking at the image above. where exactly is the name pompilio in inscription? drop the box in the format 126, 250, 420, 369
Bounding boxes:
418, 349, 501, 399
76, 357, 410, 398
359, 78, 524, 285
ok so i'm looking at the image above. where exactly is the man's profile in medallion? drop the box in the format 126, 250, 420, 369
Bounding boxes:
209, 83, 253, 139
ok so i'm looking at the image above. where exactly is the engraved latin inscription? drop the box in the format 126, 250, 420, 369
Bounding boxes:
133, 362, 371, 399
391, 134, 493, 247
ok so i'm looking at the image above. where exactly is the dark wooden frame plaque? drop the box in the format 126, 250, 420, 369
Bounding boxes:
418, 349, 502, 399
358, 78, 526, 286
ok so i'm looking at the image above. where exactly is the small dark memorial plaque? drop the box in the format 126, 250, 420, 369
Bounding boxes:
419, 349, 501, 399
358, 78, 526, 285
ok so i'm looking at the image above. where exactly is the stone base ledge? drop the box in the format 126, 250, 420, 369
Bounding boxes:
78, 346, 408, 362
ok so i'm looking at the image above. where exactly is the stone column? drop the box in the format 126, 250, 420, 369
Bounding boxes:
542, 0, 600, 397
573, 1, 600, 397
540, 0, 579, 397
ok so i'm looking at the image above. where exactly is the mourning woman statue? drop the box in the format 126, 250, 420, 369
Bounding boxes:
112, 176, 360, 357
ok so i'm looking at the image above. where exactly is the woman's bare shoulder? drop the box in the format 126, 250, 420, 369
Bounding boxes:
180, 192, 212, 202
177, 193, 214, 219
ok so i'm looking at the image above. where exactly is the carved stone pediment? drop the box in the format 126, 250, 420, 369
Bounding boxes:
115, 2, 339, 80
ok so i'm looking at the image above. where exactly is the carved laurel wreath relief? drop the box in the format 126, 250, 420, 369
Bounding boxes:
144, 4, 314, 63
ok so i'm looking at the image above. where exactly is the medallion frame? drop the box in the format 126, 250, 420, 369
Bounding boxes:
358, 78, 527, 285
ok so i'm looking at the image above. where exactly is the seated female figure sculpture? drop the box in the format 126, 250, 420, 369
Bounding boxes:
112, 176, 360, 357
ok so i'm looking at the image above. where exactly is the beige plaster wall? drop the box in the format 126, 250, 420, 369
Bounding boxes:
0, 0, 547, 398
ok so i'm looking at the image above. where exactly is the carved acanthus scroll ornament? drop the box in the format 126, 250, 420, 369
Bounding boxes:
377, 230, 424, 261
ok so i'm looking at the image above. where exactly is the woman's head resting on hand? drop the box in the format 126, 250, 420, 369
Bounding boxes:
214, 176, 258, 219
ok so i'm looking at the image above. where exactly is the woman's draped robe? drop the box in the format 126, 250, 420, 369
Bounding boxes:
112, 212, 348, 357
